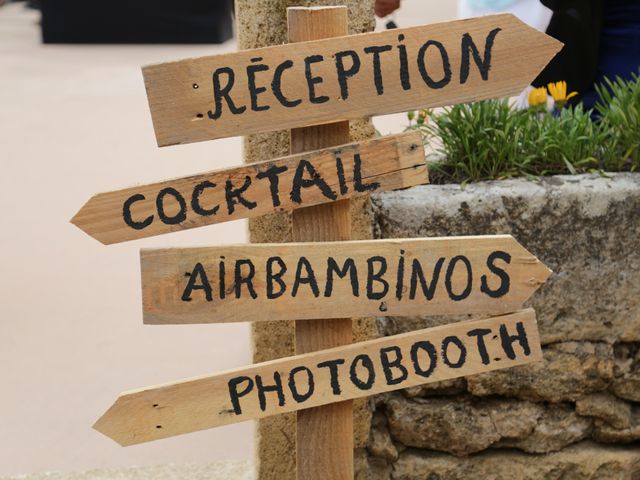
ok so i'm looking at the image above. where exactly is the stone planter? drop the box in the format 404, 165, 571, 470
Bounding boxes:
362, 173, 640, 479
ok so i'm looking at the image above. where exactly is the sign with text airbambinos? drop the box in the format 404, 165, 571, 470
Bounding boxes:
71, 132, 426, 244
141, 236, 551, 324
94, 309, 541, 445
143, 14, 562, 146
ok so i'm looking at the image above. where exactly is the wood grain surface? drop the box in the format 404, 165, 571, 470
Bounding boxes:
71, 131, 426, 245
140, 235, 552, 324
94, 309, 542, 446
142, 14, 562, 146
287, 8, 354, 480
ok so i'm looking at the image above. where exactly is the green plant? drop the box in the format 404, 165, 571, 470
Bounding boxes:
410, 100, 603, 183
595, 73, 640, 170
524, 105, 604, 175
407, 73, 640, 184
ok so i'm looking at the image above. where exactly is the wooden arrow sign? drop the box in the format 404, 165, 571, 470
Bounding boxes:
94, 309, 542, 445
143, 14, 562, 146
70, 132, 426, 245
141, 236, 551, 324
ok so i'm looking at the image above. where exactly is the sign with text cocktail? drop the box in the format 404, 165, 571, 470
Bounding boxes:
72, 132, 426, 244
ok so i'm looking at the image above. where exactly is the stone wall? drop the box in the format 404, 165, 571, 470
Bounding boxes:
363, 173, 640, 479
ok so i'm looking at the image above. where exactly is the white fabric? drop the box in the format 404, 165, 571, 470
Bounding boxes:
458, 0, 553, 32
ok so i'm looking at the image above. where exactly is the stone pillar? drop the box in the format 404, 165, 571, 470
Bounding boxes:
235, 2, 377, 479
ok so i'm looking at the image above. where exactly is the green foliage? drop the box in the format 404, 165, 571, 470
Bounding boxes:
596, 74, 640, 170
409, 73, 640, 184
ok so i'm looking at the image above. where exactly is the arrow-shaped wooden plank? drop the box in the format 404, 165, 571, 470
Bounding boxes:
143, 14, 562, 147
71, 132, 426, 245
141, 236, 551, 324
94, 309, 542, 446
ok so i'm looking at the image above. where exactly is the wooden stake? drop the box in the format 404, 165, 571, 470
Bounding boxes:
288, 6, 353, 480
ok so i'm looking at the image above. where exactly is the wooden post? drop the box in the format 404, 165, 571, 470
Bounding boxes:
287, 6, 354, 480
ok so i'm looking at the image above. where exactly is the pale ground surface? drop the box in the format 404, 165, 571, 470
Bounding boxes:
0, 2, 451, 478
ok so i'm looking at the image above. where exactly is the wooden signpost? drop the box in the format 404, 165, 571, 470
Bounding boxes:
94, 309, 541, 446
142, 13, 561, 146
140, 236, 551, 324
74, 6, 562, 480
72, 132, 426, 244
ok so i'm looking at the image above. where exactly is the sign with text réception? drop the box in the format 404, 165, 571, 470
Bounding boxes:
140, 236, 551, 324
94, 310, 542, 445
71, 132, 426, 244
143, 14, 562, 146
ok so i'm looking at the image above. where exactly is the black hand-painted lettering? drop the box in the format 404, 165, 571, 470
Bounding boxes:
324, 257, 359, 297
290, 159, 337, 204
156, 187, 187, 225
247, 62, 270, 112
397, 34, 411, 90
349, 354, 376, 390
467, 328, 492, 365
395, 250, 406, 300
182, 262, 213, 302
353, 153, 380, 192
123, 194, 153, 230
292, 256, 320, 298
410, 257, 445, 300
255, 372, 285, 412
272, 60, 302, 108
335, 50, 361, 100
481, 251, 511, 298
411, 341, 437, 377
256, 164, 288, 208
208, 67, 246, 120
445, 255, 473, 301
234, 259, 258, 299
266, 256, 287, 299
364, 45, 392, 95
499, 322, 531, 360
380, 346, 408, 385
191, 181, 220, 216
460, 28, 501, 84
441, 335, 467, 368
366, 256, 389, 300
225, 176, 257, 214
304, 55, 329, 104
335, 157, 348, 195
417, 40, 452, 89
219, 258, 226, 299
228, 376, 254, 415
317, 359, 345, 395
288, 366, 315, 403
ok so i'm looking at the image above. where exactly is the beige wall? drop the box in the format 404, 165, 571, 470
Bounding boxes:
0, 5, 251, 477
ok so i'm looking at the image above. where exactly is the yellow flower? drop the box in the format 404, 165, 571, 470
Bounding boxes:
548, 81, 578, 108
528, 87, 548, 108
416, 109, 429, 125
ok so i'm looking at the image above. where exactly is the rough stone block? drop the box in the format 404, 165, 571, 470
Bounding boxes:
576, 393, 632, 429
593, 406, 640, 444
382, 394, 591, 456
373, 173, 640, 345
466, 341, 615, 403
612, 342, 640, 402
386, 442, 640, 480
